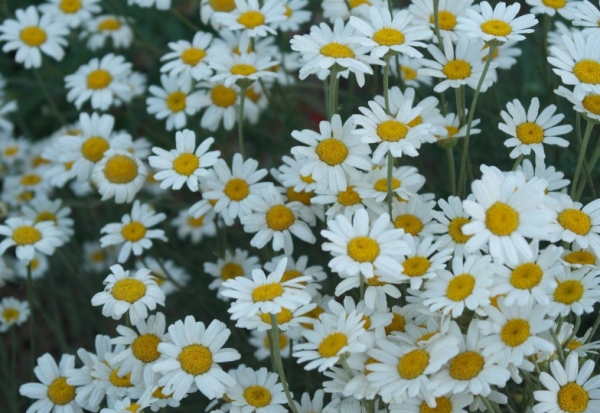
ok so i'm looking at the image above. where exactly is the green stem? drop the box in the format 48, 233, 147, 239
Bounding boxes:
238, 85, 248, 159
576, 138, 600, 200
33, 69, 66, 126
550, 326, 565, 363
511, 154, 524, 171
455, 85, 466, 126
270, 314, 299, 413
383, 55, 391, 114
446, 147, 456, 195
359, 272, 365, 300
562, 315, 581, 352
432, 0, 444, 51
328, 65, 340, 119
586, 312, 600, 344
147, 252, 184, 290
571, 119, 594, 200
27, 262, 35, 378
170, 7, 199, 31
386, 151, 394, 216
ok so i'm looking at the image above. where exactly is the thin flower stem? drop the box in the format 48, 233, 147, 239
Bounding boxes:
587, 312, 600, 344
359, 272, 365, 300
550, 326, 565, 363
339, 357, 374, 413
481, 397, 501, 413
10, 326, 18, 412
562, 315, 581, 351
386, 151, 394, 216
511, 154, 524, 171
238, 85, 248, 159
266, 330, 276, 372
27, 262, 35, 378
270, 314, 299, 413
147, 252, 184, 290
571, 119, 594, 200
576, 138, 600, 200
170, 8, 200, 31
432, 0, 444, 51
446, 147, 456, 195
455, 85, 466, 126
383, 54, 391, 114
328, 65, 340, 119
457, 44, 497, 198
33, 69, 66, 127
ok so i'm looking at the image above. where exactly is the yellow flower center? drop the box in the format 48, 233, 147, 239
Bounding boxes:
259, 307, 293, 324
152, 386, 172, 399
91, 250, 105, 262
449, 351, 484, 380
407, 116, 422, 128
2, 308, 19, 323
558, 382, 589, 413
485, 202, 519, 236
366, 275, 386, 286
244, 385, 272, 407
286, 187, 313, 206
318, 332, 348, 358
266, 205, 295, 231
187, 215, 205, 227
98, 18, 121, 31
377, 120, 408, 142
442, 60, 472, 80
320, 43, 355, 58
516, 122, 544, 144
20, 26, 47, 47
542, 0, 566, 7
264, 331, 289, 349
173, 153, 199, 176
211, 84, 237, 107
402, 256, 431, 277
237, 11, 265, 29
582, 95, 600, 115
20, 174, 41, 186
121, 221, 147, 242
231, 64, 257, 76
420, 397, 452, 413
444, 125, 460, 138
574, 60, 600, 84
111, 278, 147, 303
35, 211, 57, 224
221, 262, 244, 280
181, 48, 206, 66
372, 28, 404, 46
554, 280, 584, 304
12, 226, 41, 245
347, 236, 380, 263
301, 306, 324, 329
179, 344, 213, 375
284, 5, 293, 17
429, 11, 457, 31
385, 313, 406, 334
132, 334, 161, 363
567, 340, 582, 350
558, 209, 591, 235
510, 263, 543, 290
124, 403, 141, 413
448, 217, 471, 244
446, 274, 476, 301
59, 0, 82, 13
245, 87, 261, 103
374, 177, 400, 192
401, 66, 417, 80
349, 0, 370, 7
500, 318, 530, 347
480, 19, 512, 37
223, 178, 250, 201
209, 0, 235, 12
281, 270, 302, 283
252, 283, 284, 302
166, 91, 187, 112
104, 155, 138, 184
337, 185, 362, 206
315, 138, 349, 166
3, 146, 18, 156
109, 368, 133, 387
82, 136, 110, 162
394, 214, 423, 236
87, 69, 113, 90
564, 251, 596, 266
397, 349, 429, 379
47, 377, 76, 405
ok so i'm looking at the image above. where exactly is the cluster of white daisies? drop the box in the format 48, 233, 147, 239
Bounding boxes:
3, 0, 600, 413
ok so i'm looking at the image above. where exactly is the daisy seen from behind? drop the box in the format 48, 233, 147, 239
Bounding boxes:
82, 15, 133, 51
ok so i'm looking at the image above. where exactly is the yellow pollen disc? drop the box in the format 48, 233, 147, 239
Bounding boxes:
318, 332, 348, 357
448, 217, 471, 244
374, 177, 400, 192
179, 344, 213, 375
286, 187, 313, 206
480, 19, 512, 37
181, 48, 206, 66
220, 262, 244, 280
35, 211, 57, 224
4, 146, 18, 156
377, 120, 408, 142
558, 209, 592, 235
121, 221, 147, 242
449, 351, 484, 380
132, 334, 161, 363
372, 28, 404, 46
284, 5, 292, 17
316, 138, 349, 166
20, 174, 41, 186
259, 307, 293, 325
347, 236, 380, 263
558, 382, 589, 413
516, 122, 545, 144
244, 385, 272, 407
417, 331, 438, 344
187, 215, 205, 227
564, 251, 596, 266
485, 202, 519, 236
47, 377, 75, 405
124, 403, 141, 413
81, 136, 110, 162
408, 116, 422, 128
360, 314, 372, 330
554, 280, 584, 304
397, 349, 429, 379
300, 174, 315, 183
444, 126, 459, 138
567, 340, 582, 350
574, 60, 600, 84
98, 18, 121, 31
349, 0, 370, 7
429, 11, 457, 31
152, 386, 172, 399
401, 66, 417, 80
402, 256, 431, 277
32, 155, 50, 167
91, 250, 105, 262
152, 275, 165, 286
542, 0, 566, 7
385, 313, 406, 334
320, 43, 355, 58
442, 60, 472, 80
337, 186, 362, 206
281, 270, 302, 283
394, 214, 424, 236
266, 205, 295, 231
30, 258, 40, 270
500, 318, 530, 347
264, 331, 289, 349
245, 87, 261, 103
211, 84, 237, 107
12, 226, 41, 245
300, 306, 324, 329
366, 275, 386, 286
231, 64, 257, 76
104, 155, 138, 184
20, 26, 47, 47
209, 0, 235, 12
87, 69, 113, 90
111, 278, 147, 303
582, 95, 600, 115
237, 11, 265, 29
420, 397, 453, 413
109, 368, 133, 387
2, 308, 19, 323
59, 0, 82, 13
64, 161, 74, 170
173, 153, 199, 176
18, 191, 34, 202
252, 283, 284, 302
510, 263, 543, 290
445, 273, 475, 302
223, 178, 250, 201
166, 91, 187, 112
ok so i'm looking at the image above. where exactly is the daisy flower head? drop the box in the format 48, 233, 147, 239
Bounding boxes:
209, 50, 278, 87
354, 165, 425, 203
389, 55, 432, 88
172, 207, 217, 244
462, 165, 552, 266
431, 196, 474, 258
562, 245, 600, 268
547, 265, 600, 317
499, 97, 571, 159
196, 80, 240, 131
322, 0, 385, 23
153, 316, 240, 400
214, 0, 286, 38
39, 0, 102, 29
14, 252, 50, 280
227, 367, 287, 413
390, 393, 473, 413
264, 254, 327, 287
272, 0, 311, 32
391, 195, 445, 239
419, 36, 496, 93
21, 194, 74, 243
0, 217, 63, 263
0, 296, 29, 332
161, 31, 214, 86
82, 15, 133, 51
408, 0, 474, 43
526, 0, 573, 18
200, 0, 236, 28
99, 395, 153, 413
65, 54, 133, 110
570, 0, 600, 35
146, 75, 204, 131
204, 248, 261, 300
0, 6, 68, 69
149, 129, 220, 191
456, 1, 538, 44
321, 207, 407, 279
91, 149, 147, 204
534, 352, 600, 413
349, 6, 432, 59
291, 114, 372, 193
312, 176, 377, 221
555, 85, 600, 123
290, 19, 384, 87
19, 353, 80, 413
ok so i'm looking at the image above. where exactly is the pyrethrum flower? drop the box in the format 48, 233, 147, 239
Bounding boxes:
0, 297, 29, 332
227, 367, 288, 413
214, 0, 286, 38
547, 265, 600, 317
160, 31, 214, 86
0, 217, 64, 263
408, 0, 474, 43
91, 149, 147, 204
39, 0, 102, 29
146, 75, 204, 131
209, 51, 278, 87
205, 248, 261, 300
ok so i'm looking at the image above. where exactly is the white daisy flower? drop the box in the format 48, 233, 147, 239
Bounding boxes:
272, 154, 318, 193
161, 31, 214, 86
547, 265, 600, 317
91, 149, 147, 204
21, 194, 73, 242
273, 0, 311, 32
322, 0, 384, 23
196, 80, 241, 131
153, 316, 240, 400
204, 248, 261, 301
391, 195, 445, 239
19, 353, 81, 413
146, 75, 204, 131
39, 0, 102, 29
171, 207, 217, 244
0, 217, 63, 263
65, 54, 132, 110
354, 165, 425, 203
209, 50, 278, 88
99, 394, 153, 413
82, 241, 116, 273
100, 200, 167, 263
149, 129, 220, 191
570, 0, 600, 35
327, 296, 392, 333
91, 264, 166, 325
128, 0, 171, 10
89, 344, 145, 402
518, 156, 570, 195
408, 0, 474, 43
534, 352, 600, 413
0, 137, 28, 167
395, 235, 452, 290
135, 257, 190, 296
0, 6, 68, 69
264, 254, 327, 287
390, 393, 473, 413
431, 196, 474, 259
526, 0, 573, 18
200, 0, 236, 28
227, 367, 287, 413
562, 245, 599, 268
388, 55, 432, 88
555, 85, 600, 122
0, 296, 29, 332
14, 252, 50, 280
214, 0, 286, 38
456, 1, 538, 43
82, 15, 133, 51
312, 176, 379, 221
